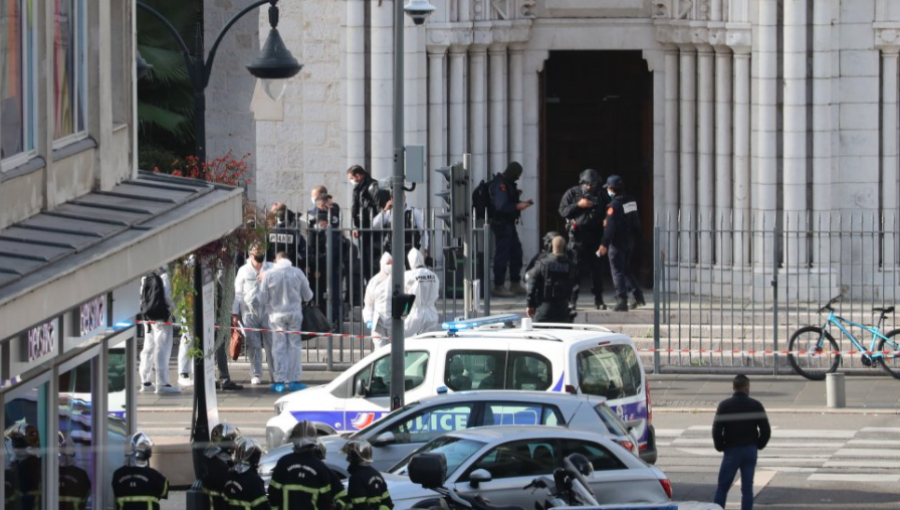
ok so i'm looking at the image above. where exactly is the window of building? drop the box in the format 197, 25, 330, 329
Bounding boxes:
59, 360, 95, 509
0, 0, 37, 166
4, 380, 48, 510
54, 0, 88, 142
105, 347, 128, 507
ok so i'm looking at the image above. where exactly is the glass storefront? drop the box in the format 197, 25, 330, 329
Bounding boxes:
59, 360, 95, 509
5, 379, 48, 510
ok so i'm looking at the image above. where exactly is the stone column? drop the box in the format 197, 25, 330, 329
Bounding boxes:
714, 42, 733, 267
508, 44, 525, 165
697, 44, 714, 265
756, 0, 779, 264
370, 1, 394, 181
346, 0, 367, 168
813, 0, 835, 267
783, 0, 808, 267
732, 44, 751, 266
448, 46, 467, 163
664, 47, 679, 227
428, 46, 448, 172
489, 43, 508, 176
881, 47, 899, 267
470, 44, 489, 183
679, 45, 697, 264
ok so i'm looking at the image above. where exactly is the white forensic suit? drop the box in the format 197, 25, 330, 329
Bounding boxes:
363, 252, 393, 349
233, 258, 275, 382
404, 248, 440, 336
257, 258, 314, 384
139, 269, 176, 389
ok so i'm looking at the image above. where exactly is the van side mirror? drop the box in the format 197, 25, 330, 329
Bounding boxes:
373, 432, 395, 447
469, 469, 492, 488
355, 379, 368, 397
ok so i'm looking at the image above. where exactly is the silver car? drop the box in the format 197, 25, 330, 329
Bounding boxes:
259, 391, 639, 481
385, 426, 671, 510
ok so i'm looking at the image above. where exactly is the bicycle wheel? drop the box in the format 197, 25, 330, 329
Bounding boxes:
877, 329, 900, 380
787, 326, 840, 380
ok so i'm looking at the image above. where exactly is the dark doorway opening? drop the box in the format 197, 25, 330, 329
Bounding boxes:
539, 50, 654, 286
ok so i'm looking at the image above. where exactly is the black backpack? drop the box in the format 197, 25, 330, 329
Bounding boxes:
472, 177, 495, 221
141, 273, 169, 320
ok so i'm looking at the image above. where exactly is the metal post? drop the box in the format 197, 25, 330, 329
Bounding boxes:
826, 372, 846, 408
390, 0, 406, 411
772, 222, 779, 375
653, 225, 661, 374
326, 222, 334, 371
463, 154, 473, 318
483, 210, 491, 316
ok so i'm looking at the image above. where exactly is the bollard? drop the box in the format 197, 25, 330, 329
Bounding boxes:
826, 372, 846, 408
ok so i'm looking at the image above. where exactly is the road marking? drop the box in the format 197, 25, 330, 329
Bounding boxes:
688, 425, 713, 432
727, 470, 776, 505
670, 438, 840, 449
756, 458, 828, 464
834, 448, 900, 458
769, 429, 856, 439
847, 439, 900, 446
655, 429, 684, 438
823, 460, 900, 469
808, 474, 900, 483
860, 427, 900, 434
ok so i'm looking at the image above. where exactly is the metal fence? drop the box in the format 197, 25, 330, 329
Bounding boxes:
653, 211, 900, 372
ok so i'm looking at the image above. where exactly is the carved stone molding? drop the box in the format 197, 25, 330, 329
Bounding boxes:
652, 1, 671, 18
725, 23, 752, 54
875, 23, 900, 52
520, 0, 538, 19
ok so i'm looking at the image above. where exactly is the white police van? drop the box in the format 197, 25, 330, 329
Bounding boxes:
266, 315, 657, 463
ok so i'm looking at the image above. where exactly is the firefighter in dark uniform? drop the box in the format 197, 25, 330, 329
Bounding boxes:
315, 439, 347, 510
6, 422, 41, 510
348, 165, 389, 282
58, 432, 91, 510
112, 432, 169, 510
525, 236, 577, 323
4, 438, 20, 510
558, 169, 609, 310
489, 161, 534, 297
342, 440, 393, 510
268, 421, 334, 510
598, 175, 643, 311
204, 423, 243, 510
223, 438, 270, 510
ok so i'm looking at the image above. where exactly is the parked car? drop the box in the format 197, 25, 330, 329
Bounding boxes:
382, 426, 671, 510
259, 391, 640, 480
267, 315, 657, 463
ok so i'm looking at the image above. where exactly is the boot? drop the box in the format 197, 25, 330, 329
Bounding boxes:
595, 297, 607, 311
509, 282, 528, 296
612, 298, 629, 312
629, 294, 646, 310
492, 285, 515, 297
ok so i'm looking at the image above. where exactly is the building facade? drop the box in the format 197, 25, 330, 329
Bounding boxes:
254, 0, 900, 299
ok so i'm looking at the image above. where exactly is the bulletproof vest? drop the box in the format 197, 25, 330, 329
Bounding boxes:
622, 197, 640, 236
267, 225, 304, 266
542, 256, 573, 300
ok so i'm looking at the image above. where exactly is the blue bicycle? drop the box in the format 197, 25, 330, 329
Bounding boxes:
787, 296, 900, 380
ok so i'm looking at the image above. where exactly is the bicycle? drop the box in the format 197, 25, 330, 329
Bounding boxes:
787, 295, 900, 380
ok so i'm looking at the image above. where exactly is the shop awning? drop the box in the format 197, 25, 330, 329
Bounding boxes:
0, 172, 243, 338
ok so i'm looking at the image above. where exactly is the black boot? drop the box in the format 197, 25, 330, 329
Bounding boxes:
630, 294, 646, 310
595, 297, 607, 310
613, 298, 629, 312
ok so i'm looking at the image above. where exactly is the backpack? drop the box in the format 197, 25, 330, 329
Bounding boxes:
472, 177, 495, 221
141, 273, 169, 320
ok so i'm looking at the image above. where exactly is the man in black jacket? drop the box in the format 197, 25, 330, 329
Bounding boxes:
559, 169, 609, 310
712, 375, 771, 510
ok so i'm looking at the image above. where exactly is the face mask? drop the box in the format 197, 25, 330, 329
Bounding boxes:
253, 254, 265, 263
608, 190, 616, 198
311, 197, 317, 206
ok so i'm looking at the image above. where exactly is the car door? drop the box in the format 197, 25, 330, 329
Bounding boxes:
369, 401, 478, 469
559, 439, 667, 504
346, 351, 431, 431
452, 439, 559, 509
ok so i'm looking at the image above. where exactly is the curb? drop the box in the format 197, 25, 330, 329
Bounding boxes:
655, 406, 900, 415
138, 407, 271, 413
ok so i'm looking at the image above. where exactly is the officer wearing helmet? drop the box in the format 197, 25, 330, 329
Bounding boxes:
58, 432, 91, 510
223, 438, 270, 510
315, 439, 348, 510
558, 169, 610, 310
112, 432, 169, 510
6, 422, 42, 510
269, 420, 333, 510
204, 423, 243, 510
342, 440, 393, 510
525, 236, 577, 323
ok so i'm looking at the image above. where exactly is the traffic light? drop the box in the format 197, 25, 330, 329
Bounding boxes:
435, 162, 469, 239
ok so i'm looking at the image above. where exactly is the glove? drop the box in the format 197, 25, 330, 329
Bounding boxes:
366, 321, 373, 330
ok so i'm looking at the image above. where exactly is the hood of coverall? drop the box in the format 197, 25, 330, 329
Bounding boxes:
407, 248, 426, 269
379, 252, 393, 276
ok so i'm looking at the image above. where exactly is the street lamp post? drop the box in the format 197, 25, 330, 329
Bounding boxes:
136, 1, 301, 505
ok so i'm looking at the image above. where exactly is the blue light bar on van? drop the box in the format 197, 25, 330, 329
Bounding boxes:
441, 314, 520, 334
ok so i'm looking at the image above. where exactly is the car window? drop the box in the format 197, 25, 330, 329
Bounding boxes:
542, 406, 562, 426
576, 345, 642, 400
364, 351, 430, 397
390, 437, 486, 479
390, 403, 476, 444
445, 351, 505, 391
561, 439, 626, 472
594, 404, 630, 437
353, 363, 373, 395
506, 352, 552, 391
483, 403, 563, 427
465, 439, 558, 480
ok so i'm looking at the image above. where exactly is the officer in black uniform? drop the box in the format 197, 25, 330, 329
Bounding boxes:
204, 423, 243, 510
598, 175, 643, 311
489, 161, 533, 297
524, 231, 562, 276
223, 438, 270, 510
58, 433, 91, 510
6, 422, 41, 510
308, 195, 344, 329
348, 165, 389, 282
315, 439, 348, 510
268, 421, 334, 510
558, 169, 609, 310
342, 440, 393, 510
112, 432, 169, 510
525, 236, 577, 323
268, 203, 307, 270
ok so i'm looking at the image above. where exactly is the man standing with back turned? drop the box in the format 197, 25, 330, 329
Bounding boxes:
712, 374, 771, 510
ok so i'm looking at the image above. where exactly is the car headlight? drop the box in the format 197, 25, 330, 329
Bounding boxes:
275, 402, 284, 415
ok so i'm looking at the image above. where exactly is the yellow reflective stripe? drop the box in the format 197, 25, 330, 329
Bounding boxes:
352, 497, 368, 504
280, 484, 331, 494
368, 492, 391, 503
269, 480, 283, 489
59, 496, 88, 503
116, 496, 160, 503
162, 480, 169, 498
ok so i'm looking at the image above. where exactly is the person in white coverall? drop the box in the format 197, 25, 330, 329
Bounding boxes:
233, 243, 275, 385
139, 267, 180, 394
363, 252, 393, 349
404, 248, 440, 336
257, 251, 314, 393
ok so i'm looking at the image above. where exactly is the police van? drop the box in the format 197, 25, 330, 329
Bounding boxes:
266, 314, 657, 463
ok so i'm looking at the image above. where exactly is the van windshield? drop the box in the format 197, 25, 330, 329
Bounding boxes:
576, 345, 642, 400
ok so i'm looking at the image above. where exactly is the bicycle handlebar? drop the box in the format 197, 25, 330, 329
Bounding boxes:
817, 295, 842, 314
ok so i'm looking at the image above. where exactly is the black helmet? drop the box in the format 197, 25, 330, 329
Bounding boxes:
579, 169, 601, 186
565, 453, 594, 478
542, 231, 560, 253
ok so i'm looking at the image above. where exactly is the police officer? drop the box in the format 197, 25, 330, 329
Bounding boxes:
268, 203, 308, 270
524, 231, 562, 276
598, 175, 643, 311
204, 423, 243, 510
112, 432, 169, 510
268, 421, 334, 510
525, 236, 577, 323
558, 169, 609, 310
6, 423, 41, 510
223, 438, 270, 510
341, 440, 393, 510
490, 161, 533, 297
58, 433, 91, 510
348, 165, 389, 282
315, 439, 348, 510
308, 195, 343, 329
